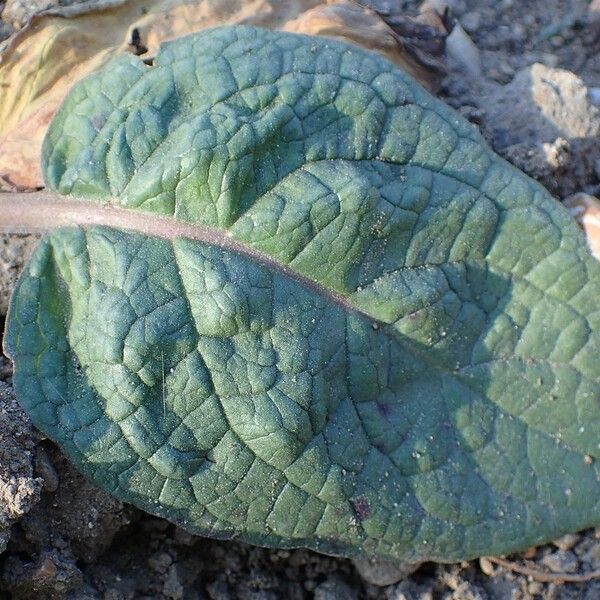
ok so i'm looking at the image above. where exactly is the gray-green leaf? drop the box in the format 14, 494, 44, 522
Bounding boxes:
5, 25, 600, 563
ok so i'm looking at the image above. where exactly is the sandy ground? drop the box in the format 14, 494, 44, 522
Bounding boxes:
2, 0, 600, 598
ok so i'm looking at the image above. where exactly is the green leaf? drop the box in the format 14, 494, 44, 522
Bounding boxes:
5, 25, 600, 563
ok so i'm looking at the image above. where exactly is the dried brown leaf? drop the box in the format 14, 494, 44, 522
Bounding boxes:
285, 1, 446, 92
0, 0, 448, 188
0, 0, 321, 188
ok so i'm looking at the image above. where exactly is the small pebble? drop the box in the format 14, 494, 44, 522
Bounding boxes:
498, 61, 515, 78
461, 11, 481, 33
148, 551, 173, 574
541, 550, 578, 574
478, 557, 494, 576
552, 533, 581, 551
489, 68, 512, 84
590, 88, 600, 107
0, 22, 14, 43
353, 558, 420, 586
446, 23, 482, 79
162, 565, 184, 600
583, 543, 600, 569
422, 0, 467, 16
313, 578, 357, 600
511, 23, 526, 42
527, 581, 544, 595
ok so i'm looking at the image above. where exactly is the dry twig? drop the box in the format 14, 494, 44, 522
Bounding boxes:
485, 556, 600, 584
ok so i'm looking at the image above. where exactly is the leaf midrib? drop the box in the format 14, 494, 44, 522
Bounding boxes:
0, 190, 364, 317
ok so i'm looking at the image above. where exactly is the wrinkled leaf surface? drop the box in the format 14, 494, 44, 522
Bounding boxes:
6, 26, 600, 562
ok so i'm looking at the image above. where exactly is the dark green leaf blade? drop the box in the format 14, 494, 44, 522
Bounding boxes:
6, 25, 600, 562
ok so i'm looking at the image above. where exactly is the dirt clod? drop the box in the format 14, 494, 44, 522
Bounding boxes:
0, 233, 39, 318
0, 381, 41, 554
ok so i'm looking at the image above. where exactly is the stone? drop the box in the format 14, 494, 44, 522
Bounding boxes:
552, 533, 582, 551
483, 64, 600, 196
163, 564, 184, 600
583, 543, 600, 570
353, 557, 421, 586
0, 20, 13, 42
589, 87, 600, 107
540, 550, 579, 574
148, 551, 174, 574
421, 0, 467, 17
478, 557, 494, 576
313, 577, 358, 600
460, 11, 480, 33
485, 63, 600, 147
446, 23, 481, 78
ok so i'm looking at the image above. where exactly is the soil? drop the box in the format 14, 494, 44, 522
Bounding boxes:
2, 0, 600, 598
